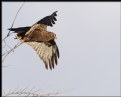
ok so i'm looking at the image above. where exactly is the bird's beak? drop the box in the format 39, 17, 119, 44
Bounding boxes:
55, 36, 57, 39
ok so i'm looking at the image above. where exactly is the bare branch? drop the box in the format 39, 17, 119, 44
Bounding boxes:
2, 42, 23, 63
2, 2, 25, 65
2, 2, 25, 41
3, 87, 67, 96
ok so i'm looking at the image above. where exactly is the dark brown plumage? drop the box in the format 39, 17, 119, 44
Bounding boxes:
8, 11, 59, 70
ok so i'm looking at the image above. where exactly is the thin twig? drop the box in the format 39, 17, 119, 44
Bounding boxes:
2, 42, 23, 63
2, 2, 25, 64
2, 2, 25, 42
7, 2, 25, 36
3, 87, 65, 96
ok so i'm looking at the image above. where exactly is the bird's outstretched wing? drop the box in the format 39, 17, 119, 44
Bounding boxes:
35, 11, 57, 27
8, 11, 57, 34
27, 40, 59, 70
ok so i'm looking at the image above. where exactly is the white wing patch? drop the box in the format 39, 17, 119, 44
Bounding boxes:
26, 42, 58, 69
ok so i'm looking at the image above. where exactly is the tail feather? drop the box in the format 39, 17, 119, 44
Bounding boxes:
8, 26, 31, 33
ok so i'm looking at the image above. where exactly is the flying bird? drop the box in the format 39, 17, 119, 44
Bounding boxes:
8, 11, 59, 70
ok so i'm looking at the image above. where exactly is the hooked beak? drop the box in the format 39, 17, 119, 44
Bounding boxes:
55, 36, 57, 39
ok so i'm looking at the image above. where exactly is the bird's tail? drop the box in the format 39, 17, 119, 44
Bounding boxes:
8, 26, 31, 33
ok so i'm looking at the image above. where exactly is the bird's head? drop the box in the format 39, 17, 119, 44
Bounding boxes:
48, 32, 57, 40
53, 33, 57, 39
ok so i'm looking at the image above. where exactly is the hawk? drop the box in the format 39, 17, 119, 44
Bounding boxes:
8, 11, 59, 70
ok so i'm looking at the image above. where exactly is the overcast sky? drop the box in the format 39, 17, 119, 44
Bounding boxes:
2, 2, 120, 96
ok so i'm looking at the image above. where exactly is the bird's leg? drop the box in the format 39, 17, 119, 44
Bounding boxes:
44, 41, 51, 47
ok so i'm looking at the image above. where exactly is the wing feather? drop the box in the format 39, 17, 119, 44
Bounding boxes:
36, 11, 57, 27
27, 42, 59, 70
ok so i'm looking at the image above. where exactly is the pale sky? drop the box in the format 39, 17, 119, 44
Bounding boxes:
2, 2, 120, 96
